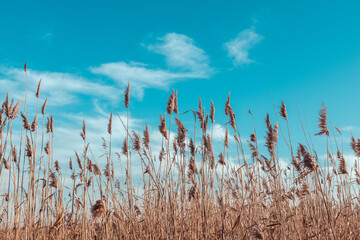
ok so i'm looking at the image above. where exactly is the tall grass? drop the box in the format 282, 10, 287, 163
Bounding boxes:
0, 64, 360, 239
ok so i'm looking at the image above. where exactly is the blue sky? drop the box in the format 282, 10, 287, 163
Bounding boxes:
1, 0, 360, 170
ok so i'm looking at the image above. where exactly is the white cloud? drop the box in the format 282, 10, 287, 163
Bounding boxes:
225, 27, 263, 66
0, 32, 216, 183
212, 123, 226, 142
44, 33, 54, 38
147, 33, 212, 77
340, 126, 360, 135
90, 62, 190, 99
0, 67, 120, 106
90, 33, 214, 100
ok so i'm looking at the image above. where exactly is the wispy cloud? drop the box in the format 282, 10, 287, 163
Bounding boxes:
147, 33, 212, 77
0, 67, 119, 106
90, 33, 214, 99
1, 33, 214, 106
340, 125, 360, 134
225, 27, 263, 66
90, 61, 188, 99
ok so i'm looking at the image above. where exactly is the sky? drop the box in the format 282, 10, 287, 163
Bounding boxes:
1, 0, 360, 174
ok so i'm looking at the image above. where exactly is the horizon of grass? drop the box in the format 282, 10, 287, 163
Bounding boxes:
0, 63, 359, 239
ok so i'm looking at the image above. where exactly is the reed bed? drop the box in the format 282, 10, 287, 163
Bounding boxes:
0, 64, 360, 239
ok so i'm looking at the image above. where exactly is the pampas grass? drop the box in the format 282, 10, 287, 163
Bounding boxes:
1, 69, 360, 239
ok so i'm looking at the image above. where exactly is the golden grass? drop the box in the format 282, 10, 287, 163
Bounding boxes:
0, 67, 359, 239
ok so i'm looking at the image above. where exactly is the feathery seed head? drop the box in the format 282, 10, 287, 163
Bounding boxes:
36, 79, 42, 98
280, 100, 287, 120
124, 83, 130, 108
315, 103, 329, 136
159, 113, 167, 139
143, 125, 150, 149
166, 89, 175, 115
41, 98, 48, 115
210, 100, 215, 123
108, 112, 112, 135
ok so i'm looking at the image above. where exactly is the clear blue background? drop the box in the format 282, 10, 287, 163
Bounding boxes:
1, 0, 360, 163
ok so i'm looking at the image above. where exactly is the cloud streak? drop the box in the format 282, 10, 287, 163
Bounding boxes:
90, 61, 190, 99
147, 33, 212, 77
225, 27, 263, 66
0, 67, 119, 106
90, 33, 214, 99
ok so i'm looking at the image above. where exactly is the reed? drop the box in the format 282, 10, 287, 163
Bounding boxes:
0, 68, 360, 239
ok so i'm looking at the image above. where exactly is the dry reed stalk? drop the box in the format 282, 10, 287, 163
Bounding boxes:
1, 79, 360, 239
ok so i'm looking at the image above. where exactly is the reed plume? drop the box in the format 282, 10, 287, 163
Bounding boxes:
292, 156, 301, 172
122, 138, 128, 156
218, 152, 225, 165
25, 136, 32, 158
44, 141, 50, 155
31, 115, 38, 132
75, 151, 83, 171
174, 90, 179, 114
225, 93, 230, 115
351, 137, 360, 157
0, 79, 359, 239
159, 147, 166, 162
280, 100, 287, 120
166, 89, 175, 115
41, 98, 48, 115
108, 112, 112, 135
189, 138, 195, 157
12, 146, 17, 162
124, 83, 130, 108
93, 164, 101, 175
55, 161, 61, 172
210, 100, 215, 123
188, 156, 197, 179
303, 151, 317, 171
80, 119, 86, 141
35, 79, 42, 98
49, 171, 57, 188
143, 125, 150, 149
337, 150, 348, 174
10, 99, 21, 119
315, 103, 329, 136
91, 200, 105, 219
21, 112, 31, 130
159, 113, 167, 139
265, 114, 275, 159
227, 105, 236, 131
132, 131, 141, 152
224, 126, 229, 148
4, 159, 10, 170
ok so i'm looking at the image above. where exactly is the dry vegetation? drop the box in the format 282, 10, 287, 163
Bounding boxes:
0, 63, 360, 239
